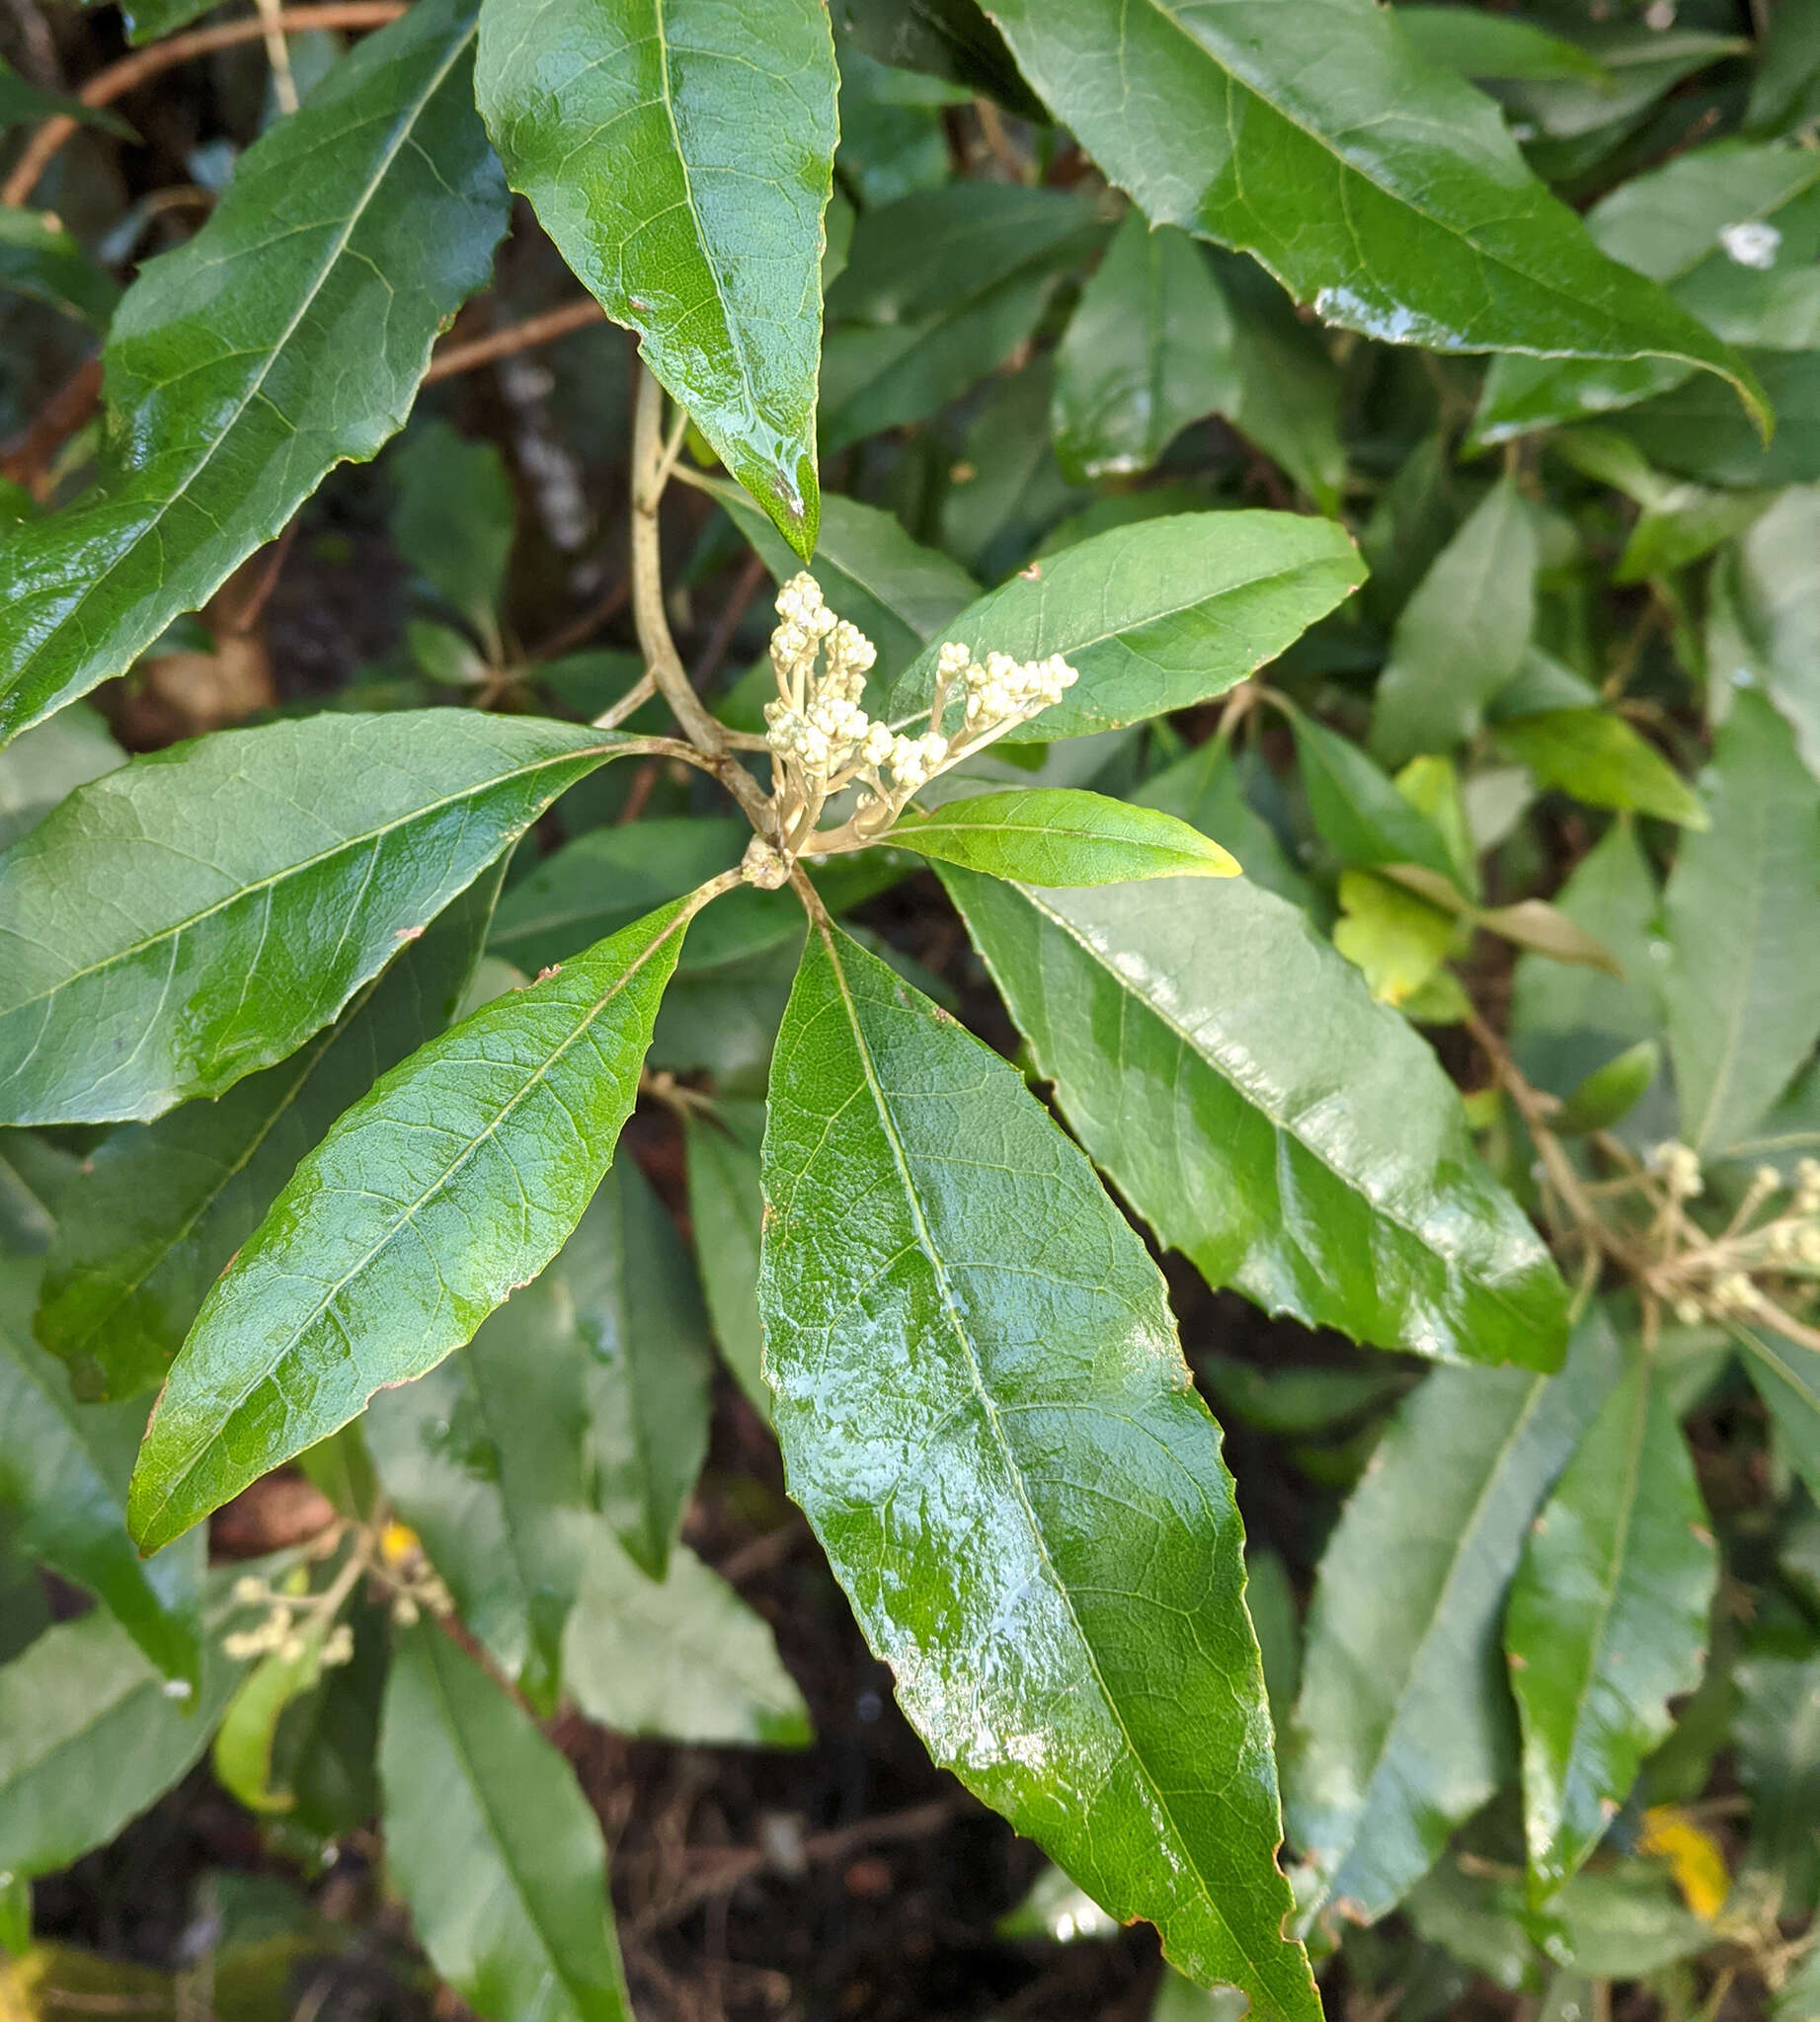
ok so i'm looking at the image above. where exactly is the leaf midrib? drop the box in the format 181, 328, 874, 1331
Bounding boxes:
9, 16, 475, 692
1, 739, 611, 1024
819, 922, 1292, 2003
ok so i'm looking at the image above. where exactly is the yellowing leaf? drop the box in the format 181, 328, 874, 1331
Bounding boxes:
1639, 1805, 1729, 1920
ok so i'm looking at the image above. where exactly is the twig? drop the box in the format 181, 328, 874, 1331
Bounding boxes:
254, 0, 299, 115
592, 668, 656, 731
0, 353, 101, 494
423, 297, 607, 384
2, 3, 407, 205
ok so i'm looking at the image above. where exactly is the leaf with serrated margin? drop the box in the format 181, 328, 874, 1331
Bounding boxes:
476, 0, 837, 558
127, 893, 713, 1554
381, 1624, 632, 2022
892, 789, 1239, 884
1506, 1353, 1717, 1901
0, 1256, 200, 1683
0, 0, 508, 746
985, 0, 1762, 424
36, 864, 502, 1403
758, 922, 1319, 2020
888, 513, 1363, 744
1287, 1310, 1624, 1928
944, 868, 1567, 1369
0, 712, 626, 1128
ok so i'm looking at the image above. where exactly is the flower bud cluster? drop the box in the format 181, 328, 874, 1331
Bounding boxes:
1651, 1140, 1703, 1201
751, 572, 1079, 861
223, 1574, 356, 1669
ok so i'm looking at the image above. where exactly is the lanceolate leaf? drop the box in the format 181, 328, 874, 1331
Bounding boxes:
0, 1258, 200, 1684
682, 1099, 770, 1420
1287, 1311, 1624, 1926
381, 1624, 633, 2022
892, 789, 1239, 885
0, 1563, 243, 1883
985, 0, 1761, 418
1505, 1356, 1718, 1900
563, 1156, 714, 1582
128, 894, 710, 1553
0, 0, 509, 746
1286, 705, 1462, 885
0, 712, 625, 1128
1052, 211, 1238, 482
888, 513, 1363, 743
1663, 691, 1820, 1157
1732, 1324, 1820, 1509
0, 209, 119, 329
1494, 711, 1710, 827
36, 864, 502, 1403
943, 869, 1568, 1370
759, 923, 1318, 2020
476, 0, 838, 557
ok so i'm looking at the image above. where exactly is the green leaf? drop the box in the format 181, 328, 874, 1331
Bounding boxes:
1615, 350, 1820, 490
1494, 710, 1709, 827
0, 1133, 76, 1258
0, 1872, 27, 1958
759, 923, 1318, 2020
829, 0, 1042, 117
1749, 0, 1820, 136
1287, 705, 1461, 885
1732, 1324, 1820, 1511
476, 0, 837, 558
562, 1523, 811, 1747
0, 1563, 245, 1883
888, 513, 1364, 744
1053, 212, 1237, 482
564, 1156, 713, 1582
892, 788, 1239, 885
0, 702, 120, 853
0, 711, 621, 1128
127, 894, 707, 1554
983, 0, 1761, 419
682, 1100, 770, 1421
0, 0, 508, 746
820, 184, 1100, 452
1202, 1360, 1413, 1439
392, 422, 514, 639
1732, 1652, 1820, 1915
212, 1621, 330, 1817
943, 868, 1568, 1368
0, 1258, 200, 1684
1214, 253, 1348, 515
0, 209, 119, 329
1331, 868, 1456, 1008
1617, 483, 1778, 585
1708, 487, 1820, 783
1152, 1968, 1250, 2022
1663, 691, 1820, 1156
380, 1623, 633, 2022
1394, 8, 1608, 83
1135, 735, 1315, 911
1372, 476, 1538, 767
36, 862, 500, 1402
691, 474, 978, 685
1473, 142, 1820, 442
1557, 1040, 1661, 1134
1505, 1356, 1718, 1900
1286, 1309, 1624, 1925
0, 56, 135, 137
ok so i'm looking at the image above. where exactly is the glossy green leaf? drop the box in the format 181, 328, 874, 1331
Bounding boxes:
1733, 1324, 1820, 1510
0, 1257, 199, 1684
1495, 710, 1709, 827
944, 868, 1568, 1368
690, 473, 978, 684
128, 894, 707, 1554
564, 1156, 713, 1581
1474, 142, 1820, 442
212, 1621, 330, 1816
1288, 705, 1461, 885
1557, 1040, 1661, 1134
1372, 476, 1538, 767
0, 703, 120, 854
1135, 735, 1314, 911
562, 1523, 810, 1747
380, 1623, 632, 2022
0, 1562, 244, 1883
0, 710, 622, 1128
820, 184, 1100, 452
889, 513, 1363, 744
1053, 212, 1237, 482
1708, 486, 1820, 783
0, 209, 119, 329
392, 422, 514, 638
1733, 1650, 1820, 1915
1615, 350, 1820, 489
682, 1099, 769, 1420
1286, 1310, 1624, 1926
984, 0, 1760, 416
1663, 691, 1820, 1156
0, 0, 509, 746
1394, 8, 1607, 83
476, 0, 837, 557
1505, 1357, 1718, 1899
759, 923, 1318, 2019
892, 789, 1239, 886
36, 862, 500, 1403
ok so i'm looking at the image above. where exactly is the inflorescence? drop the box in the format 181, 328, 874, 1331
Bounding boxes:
751, 572, 1076, 875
